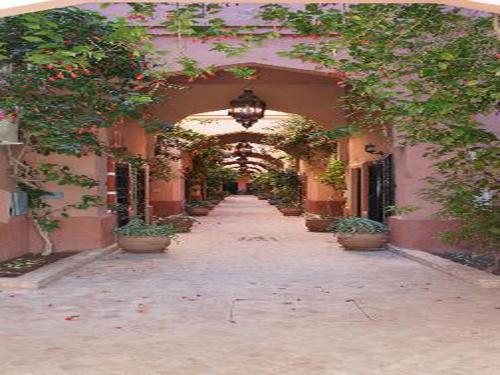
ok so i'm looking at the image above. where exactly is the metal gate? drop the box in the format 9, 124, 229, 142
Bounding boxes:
368, 154, 395, 223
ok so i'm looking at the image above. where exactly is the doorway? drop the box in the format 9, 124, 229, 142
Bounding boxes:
368, 155, 395, 223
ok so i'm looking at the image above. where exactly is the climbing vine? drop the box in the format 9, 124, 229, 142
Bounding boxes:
143, 3, 499, 254
0, 7, 170, 254
263, 115, 345, 161
1, 3, 498, 257
318, 158, 346, 192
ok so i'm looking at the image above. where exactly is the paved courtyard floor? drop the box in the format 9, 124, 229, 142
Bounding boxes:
1, 195, 500, 375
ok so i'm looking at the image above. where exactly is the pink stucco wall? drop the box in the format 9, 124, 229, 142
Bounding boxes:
0, 3, 495, 260
0, 217, 30, 261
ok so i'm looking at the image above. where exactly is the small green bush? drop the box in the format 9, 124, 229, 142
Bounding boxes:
186, 200, 210, 208
328, 217, 389, 234
115, 218, 178, 238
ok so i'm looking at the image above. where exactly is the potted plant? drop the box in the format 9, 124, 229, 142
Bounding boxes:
207, 195, 222, 208
116, 218, 178, 253
327, 217, 389, 250
186, 200, 211, 216
277, 200, 303, 216
268, 197, 279, 205
155, 215, 198, 233
304, 213, 336, 232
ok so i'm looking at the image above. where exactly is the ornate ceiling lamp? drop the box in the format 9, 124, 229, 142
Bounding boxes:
228, 89, 266, 129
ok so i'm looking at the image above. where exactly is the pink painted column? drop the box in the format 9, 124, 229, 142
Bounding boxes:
150, 158, 186, 216
388, 144, 468, 253
302, 160, 345, 216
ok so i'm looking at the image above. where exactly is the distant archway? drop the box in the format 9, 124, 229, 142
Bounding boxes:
223, 160, 276, 171
224, 152, 284, 168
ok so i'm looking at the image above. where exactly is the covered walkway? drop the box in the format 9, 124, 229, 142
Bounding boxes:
1, 196, 499, 374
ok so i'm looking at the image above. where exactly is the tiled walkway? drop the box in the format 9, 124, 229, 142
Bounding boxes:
1, 196, 499, 374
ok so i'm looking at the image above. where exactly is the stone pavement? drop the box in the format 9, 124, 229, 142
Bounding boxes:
1, 196, 499, 375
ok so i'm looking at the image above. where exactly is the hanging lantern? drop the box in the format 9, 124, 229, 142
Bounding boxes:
228, 89, 266, 129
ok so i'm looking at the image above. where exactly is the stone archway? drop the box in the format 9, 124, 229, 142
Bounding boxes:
150, 64, 346, 130
223, 160, 276, 171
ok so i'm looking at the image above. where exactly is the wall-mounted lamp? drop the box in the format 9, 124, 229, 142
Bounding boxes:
364, 143, 384, 156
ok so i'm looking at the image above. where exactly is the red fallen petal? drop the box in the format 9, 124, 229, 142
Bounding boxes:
136, 309, 147, 313
64, 315, 80, 321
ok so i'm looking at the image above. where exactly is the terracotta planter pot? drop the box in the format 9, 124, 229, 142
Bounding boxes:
305, 218, 334, 232
279, 207, 303, 216
187, 207, 210, 216
166, 219, 194, 233
118, 236, 171, 253
337, 233, 389, 250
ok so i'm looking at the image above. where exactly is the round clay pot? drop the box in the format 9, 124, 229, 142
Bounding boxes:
167, 219, 193, 233
187, 207, 210, 216
337, 233, 389, 250
118, 236, 170, 253
279, 207, 303, 216
305, 218, 334, 232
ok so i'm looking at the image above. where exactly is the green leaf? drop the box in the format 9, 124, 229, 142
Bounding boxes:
22, 36, 44, 42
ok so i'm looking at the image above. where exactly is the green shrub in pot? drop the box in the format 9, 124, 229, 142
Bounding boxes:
328, 217, 388, 234
304, 212, 336, 232
155, 215, 198, 233
327, 217, 389, 250
185, 200, 210, 208
185, 200, 211, 216
115, 218, 178, 253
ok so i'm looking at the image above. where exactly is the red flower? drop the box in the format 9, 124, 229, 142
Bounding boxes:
65, 66, 74, 71
70, 73, 78, 79
135, 73, 145, 80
